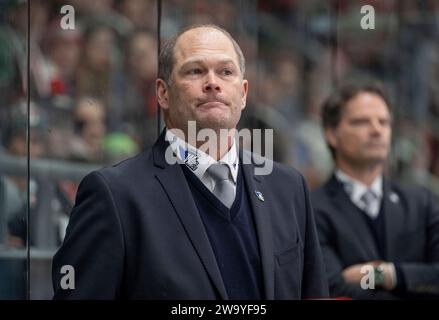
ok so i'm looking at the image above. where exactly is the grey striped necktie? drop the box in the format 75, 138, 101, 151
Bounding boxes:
207, 163, 235, 209
361, 189, 377, 218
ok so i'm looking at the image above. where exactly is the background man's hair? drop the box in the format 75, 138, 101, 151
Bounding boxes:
321, 80, 392, 158
158, 24, 246, 84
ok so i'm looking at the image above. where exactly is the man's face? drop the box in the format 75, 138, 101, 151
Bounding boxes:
157, 27, 248, 133
326, 92, 392, 167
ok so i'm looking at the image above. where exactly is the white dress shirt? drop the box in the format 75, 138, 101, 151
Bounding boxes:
165, 129, 239, 196
335, 169, 383, 219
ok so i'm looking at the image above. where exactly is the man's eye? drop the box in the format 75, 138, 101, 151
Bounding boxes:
222, 69, 233, 76
187, 69, 202, 75
350, 119, 368, 125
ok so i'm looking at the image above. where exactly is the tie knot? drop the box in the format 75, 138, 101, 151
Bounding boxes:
207, 163, 230, 182
361, 189, 376, 206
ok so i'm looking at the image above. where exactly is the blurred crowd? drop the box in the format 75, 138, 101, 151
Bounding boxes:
0, 0, 438, 300
0, 0, 438, 245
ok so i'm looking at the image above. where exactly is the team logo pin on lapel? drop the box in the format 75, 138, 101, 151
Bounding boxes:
389, 192, 399, 204
254, 190, 264, 202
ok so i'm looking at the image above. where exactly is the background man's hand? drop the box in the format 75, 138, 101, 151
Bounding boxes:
342, 261, 395, 290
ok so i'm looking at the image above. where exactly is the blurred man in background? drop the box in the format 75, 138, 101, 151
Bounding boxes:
312, 81, 439, 299
69, 97, 107, 163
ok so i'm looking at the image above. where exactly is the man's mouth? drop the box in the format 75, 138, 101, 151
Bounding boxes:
198, 101, 226, 108
197, 98, 229, 108
366, 142, 387, 148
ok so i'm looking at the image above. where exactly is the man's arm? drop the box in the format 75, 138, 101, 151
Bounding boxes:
396, 190, 439, 297
52, 171, 125, 299
315, 212, 400, 299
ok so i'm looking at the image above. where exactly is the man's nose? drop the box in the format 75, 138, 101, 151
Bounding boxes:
370, 120, 383, 135
203, 72, 221, 93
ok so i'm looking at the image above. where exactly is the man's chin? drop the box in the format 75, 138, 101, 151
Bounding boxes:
195, 115, 235, 131
361, 155, 388, 166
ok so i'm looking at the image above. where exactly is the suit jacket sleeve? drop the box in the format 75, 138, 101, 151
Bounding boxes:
52, 171, 125, 299
299, 175, 330, 299
315, 211, 401, 299
397, 190, 439, 296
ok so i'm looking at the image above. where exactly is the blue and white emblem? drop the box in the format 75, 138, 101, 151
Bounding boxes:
254, 190, 264, 202
184, 149, 199, 171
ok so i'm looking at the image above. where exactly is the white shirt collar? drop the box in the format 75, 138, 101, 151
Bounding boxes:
335, 169, 383, 204
165, 128, 239, 184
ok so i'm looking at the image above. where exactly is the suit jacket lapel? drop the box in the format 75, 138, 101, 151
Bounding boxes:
153, 131, 228, 299
382, 180, 403, 260
241, 152, 274, 299
327, 175, 381, 260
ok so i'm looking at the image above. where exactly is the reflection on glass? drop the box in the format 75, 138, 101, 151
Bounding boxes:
0, 0, 29, 300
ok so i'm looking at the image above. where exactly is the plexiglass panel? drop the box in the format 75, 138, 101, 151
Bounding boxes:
0, 0, 437, 300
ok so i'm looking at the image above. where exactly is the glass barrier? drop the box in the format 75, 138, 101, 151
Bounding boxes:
0, 0, 437, 300
0, 0, 29, 300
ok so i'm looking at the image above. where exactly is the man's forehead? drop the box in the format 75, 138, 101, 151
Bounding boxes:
178, 27, 230, 44
344, 94, 390, 116
174, 27, 237, 61
179, 56, 236, 67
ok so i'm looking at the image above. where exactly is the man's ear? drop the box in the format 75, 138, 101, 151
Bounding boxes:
156, 79, 169, 110
241, 79, 248, 110
325, 127, 338, 149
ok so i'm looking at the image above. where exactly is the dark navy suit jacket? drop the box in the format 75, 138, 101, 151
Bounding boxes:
312, 175, 439, 299
52, 131, 328, 299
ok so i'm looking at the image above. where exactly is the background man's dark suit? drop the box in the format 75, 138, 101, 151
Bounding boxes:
312, 175, 439, 299
52, 132, 328, 299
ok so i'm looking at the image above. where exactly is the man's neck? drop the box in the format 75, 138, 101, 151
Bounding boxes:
335, 160, 384, 187
166, 127, 235, 161
196, 134, 234, 161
